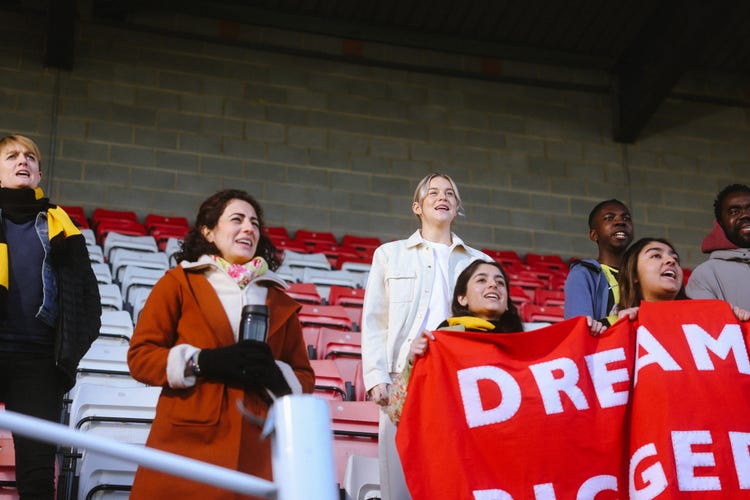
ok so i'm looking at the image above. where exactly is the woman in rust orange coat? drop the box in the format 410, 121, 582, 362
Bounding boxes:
128, 189, 314, 499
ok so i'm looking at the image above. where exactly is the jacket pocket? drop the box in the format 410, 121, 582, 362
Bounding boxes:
386, 273, 417, 303
161, 383, 223, 426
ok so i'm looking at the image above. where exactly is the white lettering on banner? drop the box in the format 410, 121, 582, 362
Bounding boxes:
458, 366, 522, 429
672, 430, 721, 491
576, 475, 618, 499
529, 357, 589, 414
532, 483, 555, 499
634, 326, 681, 386
472, 475, 617, 500
473, 490, 513, 500
584, 348, 630, 408
629, 443, 667, 499
728, 432, 750, 489
682, 324, 750, 375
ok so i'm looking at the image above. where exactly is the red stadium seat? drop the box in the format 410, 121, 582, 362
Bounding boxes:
294, 229, 338, 248
0, 403, 17, 497
520, 303, 565, 323
524, 253, 567, 272
534, 289, 565, 307
286, 283, 323, 305
310, 360, 347, 400
482, 249, 524, 271
299, 305, 353, 331
95, 220, 147, 246
317, 328, 362, 361
509, 285, 532, 306
61, 206, 89, 229
328, 286, 365, 307
92, 208, 138, 228
265, 226, 291, 240
302, 327, 321, 359
144, 214, 189, 232
328, 401, 379, 488
342, 235, 381, 256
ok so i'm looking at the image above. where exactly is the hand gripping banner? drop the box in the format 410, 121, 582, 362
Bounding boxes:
396, 300, 750, 499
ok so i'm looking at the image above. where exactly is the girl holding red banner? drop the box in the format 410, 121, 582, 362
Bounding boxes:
361, 173, 491, 500
616, 237, 750, 321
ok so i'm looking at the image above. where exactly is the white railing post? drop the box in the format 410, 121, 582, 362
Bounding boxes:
270, 396, 338, 500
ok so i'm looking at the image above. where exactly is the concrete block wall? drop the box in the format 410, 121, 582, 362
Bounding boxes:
0, 7, 748, 267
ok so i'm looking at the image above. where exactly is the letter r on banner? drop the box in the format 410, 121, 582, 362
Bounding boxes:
458, 366, 521, 429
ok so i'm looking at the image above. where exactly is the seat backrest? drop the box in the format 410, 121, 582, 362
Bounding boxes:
282, 250, 332, 271
299, 304, 353, 331
286, 282, 323, 305
98, 284, 123, 311
344, 454, 381, 500
110, 250, 168, 282
91, 262, 113, 284
317, 328, 362, 360
328, 401, 379, 488
119, 265, 165, 304
68, 384, 161, 431
99, 310, 134, 341
328, 286, 365, 307
294, 229, 338, 247
103, 233, 158, 260
310, 360, 347, 400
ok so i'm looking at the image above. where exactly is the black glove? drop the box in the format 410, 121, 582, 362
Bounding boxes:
241, 341, 293, 397
198, 340, 291, 396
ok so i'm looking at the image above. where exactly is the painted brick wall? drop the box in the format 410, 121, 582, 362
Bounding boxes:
0, 8, 748, 267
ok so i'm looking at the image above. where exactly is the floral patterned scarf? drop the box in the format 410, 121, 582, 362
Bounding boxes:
210, 254, 268, 289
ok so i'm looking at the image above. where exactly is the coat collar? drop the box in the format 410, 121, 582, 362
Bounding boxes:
404, 229, 466, 250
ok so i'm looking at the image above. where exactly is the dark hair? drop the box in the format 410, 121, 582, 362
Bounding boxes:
588, 199, 628, 229
617, 237, 687, 309
175, 189, 280, 269
451, 260, 524, 332
714, 184, 750, 221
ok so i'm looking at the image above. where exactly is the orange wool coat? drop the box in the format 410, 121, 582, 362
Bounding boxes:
127, 266, 314, 499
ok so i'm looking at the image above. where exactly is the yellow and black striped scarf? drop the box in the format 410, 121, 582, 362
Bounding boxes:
0, 187, 81, 298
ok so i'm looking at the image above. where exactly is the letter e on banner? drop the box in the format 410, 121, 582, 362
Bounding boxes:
671, 430, 721, 491
729, 432, 750, 489
584, 347, 630, 409
458, 365, 521, 429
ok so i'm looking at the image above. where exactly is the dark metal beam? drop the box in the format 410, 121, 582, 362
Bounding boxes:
45, 0, 76, 70
612, 0, 740, 143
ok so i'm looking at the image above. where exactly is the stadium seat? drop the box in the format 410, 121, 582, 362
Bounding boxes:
129, 288, 152, 324
534, 288, 565, 307
144, 214, 189, 232
109, 250, 168, 283
99, 310, 134, 342
482, 249, 524, 271
87, 245, 104, 264
344, 454, 380, 500
75, 453, 137, 500
91, 263, 113, 285
98, 284, 124, 311
77, 342, 130, 377
286, 283, 323, 305
92, 209, 138, 227
301, 268, 360, 302
299, 305, 353, 331
328, 401, 379, 488
95, 220, 147, 246
282, 250, 331, 271
149, 225, 189, 252
163, 237, 182, 267
294, 229, 338, 248
119, 266, 165, 305
341, 235, 381, 256
333, 358, 363, 402
103, 233, 158, 261
61, 206, 89, 229
328, 286, 365, 307
80, 228, 96, 248
317, 328, 362, 361
265, 226, 291, 241
509, 285, 532, 306
310, 360, 348, 400
302, 327, 321, 359
308, 243, 360, 269
520, 303, 565, 323
524, 253, 567, 272
338, 256, 373, 275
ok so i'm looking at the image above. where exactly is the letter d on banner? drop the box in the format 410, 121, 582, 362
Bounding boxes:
458, 366, 521, 429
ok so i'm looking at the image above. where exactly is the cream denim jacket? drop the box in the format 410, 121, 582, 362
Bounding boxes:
361, 230, 490, 391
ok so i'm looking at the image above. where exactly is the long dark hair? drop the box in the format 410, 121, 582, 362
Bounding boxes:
175, 189, 280, 269
618, 237, 687, 309
451, 259, 524, 332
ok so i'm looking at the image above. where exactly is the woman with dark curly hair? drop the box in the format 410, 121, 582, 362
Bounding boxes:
128, 189, 313, 499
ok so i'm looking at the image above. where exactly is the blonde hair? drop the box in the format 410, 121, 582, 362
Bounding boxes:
412, 173, 464, 219
0, 135, 42, 167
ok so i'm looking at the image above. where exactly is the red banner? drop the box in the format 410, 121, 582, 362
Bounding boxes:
396, 300, 750, 499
